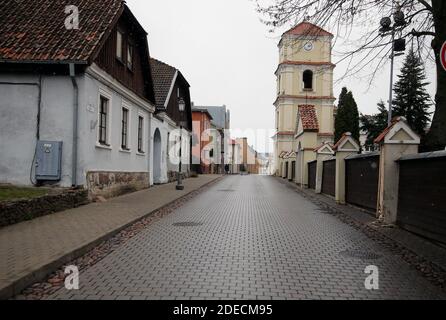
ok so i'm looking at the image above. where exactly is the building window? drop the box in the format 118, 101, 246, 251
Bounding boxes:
98, 96, 109, 145
137, 116, 144, 153
303, 70, 313, 90
127, 43, 133, 70
116, 30, 124, 61
121, 107, 129, 150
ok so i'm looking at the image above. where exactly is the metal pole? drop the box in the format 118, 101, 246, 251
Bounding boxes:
388, 29, 395, 125
387, 0, 395, 125
176, 124, 184, 190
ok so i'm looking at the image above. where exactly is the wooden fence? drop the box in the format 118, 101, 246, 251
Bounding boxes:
321, 159, 335, 197
397, 152, 446, 245
345, 152, 380, 212
308, 160, 316, 190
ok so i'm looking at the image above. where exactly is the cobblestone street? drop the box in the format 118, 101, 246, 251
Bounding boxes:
50, 175, 445, 300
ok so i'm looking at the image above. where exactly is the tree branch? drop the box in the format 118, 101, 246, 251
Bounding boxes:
411, 29, 436, 37
418, 0, 433, 12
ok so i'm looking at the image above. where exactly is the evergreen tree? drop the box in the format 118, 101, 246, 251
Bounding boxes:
360, 101, 388, 149
335, 87, 360, 143
392, 49, 431, 138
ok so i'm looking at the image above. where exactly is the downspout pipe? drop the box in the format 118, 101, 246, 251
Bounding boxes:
69, 63, 79, 187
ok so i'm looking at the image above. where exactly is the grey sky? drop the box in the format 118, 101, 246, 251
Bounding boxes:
127, 0, 436, 152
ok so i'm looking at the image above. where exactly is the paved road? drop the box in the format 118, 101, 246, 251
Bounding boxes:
50, 175, 445, 300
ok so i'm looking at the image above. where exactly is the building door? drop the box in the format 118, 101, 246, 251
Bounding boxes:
153, 128, 162, 184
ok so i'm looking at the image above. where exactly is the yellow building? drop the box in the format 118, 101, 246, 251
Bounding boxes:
273, 21, 336, 186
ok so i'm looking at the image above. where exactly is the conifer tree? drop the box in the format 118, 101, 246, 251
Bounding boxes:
360, 101, 388, 149
392, 49, 431, 138
335, 87, 360, 143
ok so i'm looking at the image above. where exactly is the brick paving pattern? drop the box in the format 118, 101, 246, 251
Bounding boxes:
0, 175, 220, 298
50, 175, 446, 300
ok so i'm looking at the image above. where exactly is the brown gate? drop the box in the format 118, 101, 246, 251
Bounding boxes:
308, 161, 316, 189
397, 154, 446, 245
290, 161, 296, 181
284, 162, 288, 178
345, 153, 379, 212
321, 159, 335, 196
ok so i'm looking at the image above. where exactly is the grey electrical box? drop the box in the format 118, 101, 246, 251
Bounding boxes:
35, 141, 63, 181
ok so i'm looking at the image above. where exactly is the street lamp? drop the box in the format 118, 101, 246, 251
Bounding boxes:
176, 98, 186, 191
379, 1, 406, 125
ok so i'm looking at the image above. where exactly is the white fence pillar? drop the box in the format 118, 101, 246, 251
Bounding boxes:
334, 133, 360, 204
314, 142, 335, 194
375, 117, 420, 224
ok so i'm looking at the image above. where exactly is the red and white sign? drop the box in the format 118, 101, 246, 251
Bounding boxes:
441, 41, 446, 72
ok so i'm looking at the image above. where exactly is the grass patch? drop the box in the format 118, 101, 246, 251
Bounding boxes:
0, 186, 49, 202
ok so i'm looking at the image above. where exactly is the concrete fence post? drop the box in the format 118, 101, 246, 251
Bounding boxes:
333, 133, 360, 204
375, 117, 420, 224
314, 142, 335, 194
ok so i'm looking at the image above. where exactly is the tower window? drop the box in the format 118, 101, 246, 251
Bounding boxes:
303, 70, 313, 90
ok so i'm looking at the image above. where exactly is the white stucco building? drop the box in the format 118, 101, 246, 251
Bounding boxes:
0, 0, 192, 197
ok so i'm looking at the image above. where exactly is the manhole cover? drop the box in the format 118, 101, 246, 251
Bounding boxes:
172, 222, 203, 227
339, 249, 382, 260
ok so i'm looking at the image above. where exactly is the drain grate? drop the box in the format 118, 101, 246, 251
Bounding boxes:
218, 189, 235, 192
172, 222, 203, 227
339, 249, 382, 260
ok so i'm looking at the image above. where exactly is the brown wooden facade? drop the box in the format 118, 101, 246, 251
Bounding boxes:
94, 8, 155, 104
164, 75, 192, 132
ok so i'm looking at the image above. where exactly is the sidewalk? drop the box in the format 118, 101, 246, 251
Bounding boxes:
0, 175, 222, 299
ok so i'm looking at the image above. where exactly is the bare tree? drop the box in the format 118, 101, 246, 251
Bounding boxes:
256, 0, 445, 151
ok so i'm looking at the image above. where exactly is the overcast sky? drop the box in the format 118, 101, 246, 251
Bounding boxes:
127, 0, 436, 153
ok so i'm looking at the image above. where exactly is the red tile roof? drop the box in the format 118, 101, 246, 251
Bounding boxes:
0, 0, 124, 63
284, 22, 333, 37
150, 58, 177, 110
374, 117, 404, 144
298, 105, 319, 131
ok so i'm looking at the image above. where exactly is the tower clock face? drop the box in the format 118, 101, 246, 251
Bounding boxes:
304, 42, 314, 51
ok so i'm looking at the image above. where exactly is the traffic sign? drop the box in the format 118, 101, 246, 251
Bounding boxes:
441, 41, 446, 72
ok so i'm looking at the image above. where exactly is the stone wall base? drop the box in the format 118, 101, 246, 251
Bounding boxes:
0, 189, 89, 228
86, 171, 149, 199
167, 171, 189, 183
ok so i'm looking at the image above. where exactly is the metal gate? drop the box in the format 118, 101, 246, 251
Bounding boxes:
397, 155, 446, 245
308, 161, 316, 189
291, 161, 296, 181
345, 153, 379, 212
321, 159, 335, 196
284, 162, 288, 178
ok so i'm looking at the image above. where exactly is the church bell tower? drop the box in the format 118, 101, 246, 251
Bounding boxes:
274, 21, 336, 185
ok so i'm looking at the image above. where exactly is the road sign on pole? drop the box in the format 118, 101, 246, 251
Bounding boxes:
441, 41, 446, 72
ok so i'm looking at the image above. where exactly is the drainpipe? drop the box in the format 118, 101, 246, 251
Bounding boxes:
69, 63, 79, 187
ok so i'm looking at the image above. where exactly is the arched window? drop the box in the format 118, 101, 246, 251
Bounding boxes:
303, 70, 313, 90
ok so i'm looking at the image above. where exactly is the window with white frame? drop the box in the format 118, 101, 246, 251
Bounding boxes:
116, 30, 123, 61
127, 43, 133, 70
137, 115, 144, 153
98, 96, 110, 145
121, 107, 129, 150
